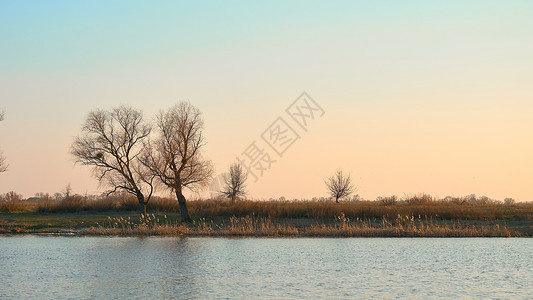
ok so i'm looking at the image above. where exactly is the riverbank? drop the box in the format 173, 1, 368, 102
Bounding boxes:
1, 212, 530, 237
1, 197, 532, 237
82, 215, 523, 237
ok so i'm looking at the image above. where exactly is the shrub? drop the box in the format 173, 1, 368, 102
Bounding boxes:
0, 192, 30, 213
504, 198, 515, 205
404, 193, 434, 205
377, 195, 397, 205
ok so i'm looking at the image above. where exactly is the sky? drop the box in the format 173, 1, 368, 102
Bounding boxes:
1, 1, 532, 201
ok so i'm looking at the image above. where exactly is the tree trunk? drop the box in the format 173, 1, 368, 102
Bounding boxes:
137, 192, 147, 221
336, 196, 339, 203
140, 202, 147, 218
176, 192, 192, 222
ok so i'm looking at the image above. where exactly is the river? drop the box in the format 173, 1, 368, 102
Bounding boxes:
0, 237, 531, 299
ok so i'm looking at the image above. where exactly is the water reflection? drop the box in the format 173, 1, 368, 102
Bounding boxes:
0, 237, 531, 299
76, 237, 207, 299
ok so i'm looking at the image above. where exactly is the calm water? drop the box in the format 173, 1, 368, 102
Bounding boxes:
0, 237, 531, 299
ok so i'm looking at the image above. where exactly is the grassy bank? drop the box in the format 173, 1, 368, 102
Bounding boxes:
0, 212, 529, 237
1, 195, 532, 237
81, 214, 520, 237
2, 194, 532, 220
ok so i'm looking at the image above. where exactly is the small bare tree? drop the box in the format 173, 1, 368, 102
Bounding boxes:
220, 162, 248, 203
325, 169, 354, 203
0, 111, 7, 173
63, 183, 73, 200
143, 102, 213, 222
71, 106, 155, 217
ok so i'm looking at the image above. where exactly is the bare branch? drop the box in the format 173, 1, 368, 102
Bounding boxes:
147, 102, 213, 191
219, 162, 248, 202
71, 106, 153, 214
325, 169, 355, 203
143, 102, 213, 222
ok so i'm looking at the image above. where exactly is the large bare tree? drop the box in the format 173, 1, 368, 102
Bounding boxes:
325, 169, 354, 203
71, 106, 155, 217
143, 102, 213, 222
219, 162, 247, 203
0, 111, 7, 173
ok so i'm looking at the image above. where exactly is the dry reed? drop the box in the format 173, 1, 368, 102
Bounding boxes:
80, 214, 519, 238
1, 194, 529, 222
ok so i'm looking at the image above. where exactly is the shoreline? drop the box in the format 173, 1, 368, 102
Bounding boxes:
2, 233, 530, 238
2, 198, 532, 238
1, 214, 528, 238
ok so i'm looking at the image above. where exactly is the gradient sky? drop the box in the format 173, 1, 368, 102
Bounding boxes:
1, 1, 532, 201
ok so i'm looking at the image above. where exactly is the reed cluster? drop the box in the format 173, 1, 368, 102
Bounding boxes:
0, 199, 31, 213
0, 191, 33, 213
187, 198, 531, 221
81, 214, 519, 237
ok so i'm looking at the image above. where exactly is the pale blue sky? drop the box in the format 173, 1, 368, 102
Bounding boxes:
1, 1, 532, 200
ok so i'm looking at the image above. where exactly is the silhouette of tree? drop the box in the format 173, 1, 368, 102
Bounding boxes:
71, 106, 155, 217
142, 102, 213, 222
220, 162, 248, 203
63, 183, 72, 200
325, 169, 354, 203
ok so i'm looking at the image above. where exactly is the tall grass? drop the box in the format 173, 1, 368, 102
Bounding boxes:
0, 193, 529, 222
81, 214, 519, 237
0, 199, 32, 213
36, 194, 181, 213
0, 192, 33, 213
186, 198, 532, 221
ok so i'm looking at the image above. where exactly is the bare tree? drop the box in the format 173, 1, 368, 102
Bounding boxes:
143, 102, 213, 222
219, 162, 248, 203
325, 169, 354, 203
71, 106, 155, 217
63, 183, 72, 200
0, 111, 7, 173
